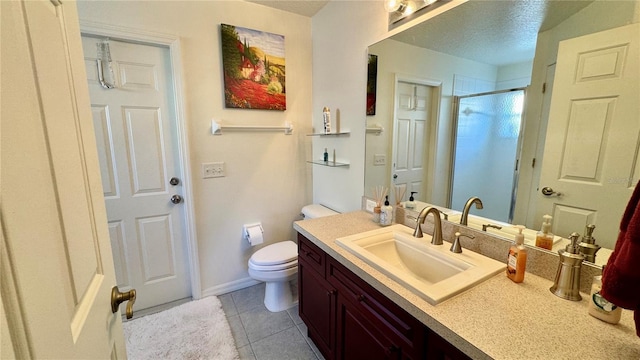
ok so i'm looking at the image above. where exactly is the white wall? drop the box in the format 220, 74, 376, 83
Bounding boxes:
496, 61, 533, 90
77, 1, 312, 295
310, 1, 386, 213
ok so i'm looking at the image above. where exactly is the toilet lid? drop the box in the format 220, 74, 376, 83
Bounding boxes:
250, 240, 297, 266
302, 204, 338, 219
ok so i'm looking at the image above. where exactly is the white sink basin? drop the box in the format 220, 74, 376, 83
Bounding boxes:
336, 224, 505, 305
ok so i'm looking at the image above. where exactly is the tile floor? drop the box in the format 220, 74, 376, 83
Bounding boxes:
219, 282, 325, 360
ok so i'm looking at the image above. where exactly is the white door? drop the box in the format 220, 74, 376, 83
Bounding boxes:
536, 23, 640, 248
2, 0, 125, 358
392, 81, 432, 202
82, 36, 192, 310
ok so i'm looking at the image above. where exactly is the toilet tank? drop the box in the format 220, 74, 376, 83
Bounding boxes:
301, 204, 338, 219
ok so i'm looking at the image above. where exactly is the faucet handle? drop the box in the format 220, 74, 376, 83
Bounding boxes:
450, 232, 474, 253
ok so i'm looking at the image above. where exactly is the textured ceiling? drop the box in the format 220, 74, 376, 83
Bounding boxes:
249, 0, 595, 66
390, 0, 595, 66
245, 0, 330, 17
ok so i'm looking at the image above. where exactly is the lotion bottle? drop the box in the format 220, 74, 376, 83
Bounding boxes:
406, 192, 417, 209
322, 107, 331, 134
507, 225, 527, 283
535, 214, 554, 250
380, 196, 393, 226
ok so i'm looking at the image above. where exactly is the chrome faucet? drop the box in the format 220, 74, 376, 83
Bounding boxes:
413, 207, 443, 245
460, 197, 483, 225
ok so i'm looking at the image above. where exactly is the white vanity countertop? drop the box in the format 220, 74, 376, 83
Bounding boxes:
293, 211, 640, 360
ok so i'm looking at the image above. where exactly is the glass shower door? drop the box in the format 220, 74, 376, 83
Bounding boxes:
450, 89, 525, 223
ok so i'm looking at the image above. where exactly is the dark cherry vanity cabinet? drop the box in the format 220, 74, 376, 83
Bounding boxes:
297, 233, 471, 360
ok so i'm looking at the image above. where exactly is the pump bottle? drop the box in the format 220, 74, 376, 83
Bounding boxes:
380, 196, 393, 226
535, 214, 554, 250
322, 107, 331, 134
406, 192, 417, 209
507, 225, 527, 283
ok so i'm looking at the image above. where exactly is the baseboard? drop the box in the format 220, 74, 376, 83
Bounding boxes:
201, 277, 261, 297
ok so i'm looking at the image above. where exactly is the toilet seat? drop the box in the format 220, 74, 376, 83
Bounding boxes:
249, 258, 297, 272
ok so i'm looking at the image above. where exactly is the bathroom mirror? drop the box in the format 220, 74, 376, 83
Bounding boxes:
364, 0, 640, 262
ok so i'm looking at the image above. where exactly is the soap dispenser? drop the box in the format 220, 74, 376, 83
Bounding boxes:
406, 192, 417, 209
550, 232, 585, 301
535, 214, 554, 250
380, 196, 393, 226
507, 225, 527, 283
578, 224, 601, 263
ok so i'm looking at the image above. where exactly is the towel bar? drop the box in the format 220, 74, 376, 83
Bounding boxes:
211, 119, 293, 135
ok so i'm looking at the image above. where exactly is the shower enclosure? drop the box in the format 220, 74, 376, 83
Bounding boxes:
450, 88, 526, 223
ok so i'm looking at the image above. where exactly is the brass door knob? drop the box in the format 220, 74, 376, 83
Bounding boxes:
111, 286, 136, 319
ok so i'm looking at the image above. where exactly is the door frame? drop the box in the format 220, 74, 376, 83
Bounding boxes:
79, 20, 201, 300
391, 74, 442, 204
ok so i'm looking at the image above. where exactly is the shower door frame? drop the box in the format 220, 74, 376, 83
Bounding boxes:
449, 87, 527, 223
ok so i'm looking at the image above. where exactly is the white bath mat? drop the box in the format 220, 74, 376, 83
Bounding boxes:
123, 297, 239, 360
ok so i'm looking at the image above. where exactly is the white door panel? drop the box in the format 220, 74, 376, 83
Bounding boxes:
124, 106, 168, 195
536, 23, 639, 248
92, 105, 120, 198
392, 82, 432, 202
83, 36, 191, 311
2, 0, 124, 357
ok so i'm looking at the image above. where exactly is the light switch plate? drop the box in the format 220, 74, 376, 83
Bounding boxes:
373, 154, 386, 166
365, 199, 376, 212
202, 162, 225, 178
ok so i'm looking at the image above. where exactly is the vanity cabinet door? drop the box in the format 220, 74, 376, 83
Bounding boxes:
298, 236, 335, 359
426, 332, 471, 360
328, 258, 424, 359
336, 293, 404, 360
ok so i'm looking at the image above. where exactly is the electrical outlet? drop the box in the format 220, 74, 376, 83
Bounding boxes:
365, 199, 376, 212
373, 154, 386, 166
202, 162, 225, 178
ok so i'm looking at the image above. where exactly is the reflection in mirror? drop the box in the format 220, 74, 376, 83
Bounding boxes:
450, 88, 526, 223
365, 0, 640, 262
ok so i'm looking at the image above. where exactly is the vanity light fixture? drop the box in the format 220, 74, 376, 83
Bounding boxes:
386, 0, 447, 27
384, 0, 416, 16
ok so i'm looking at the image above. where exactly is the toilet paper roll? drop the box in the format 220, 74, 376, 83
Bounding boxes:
246, 225, 264, 246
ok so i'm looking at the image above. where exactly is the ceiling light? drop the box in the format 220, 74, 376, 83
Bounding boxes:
385, 0, 419, 15
384, 0, 404, 12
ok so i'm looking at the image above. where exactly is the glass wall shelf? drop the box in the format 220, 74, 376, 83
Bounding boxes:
307, 160, 350, 168
307, 132, 350, 136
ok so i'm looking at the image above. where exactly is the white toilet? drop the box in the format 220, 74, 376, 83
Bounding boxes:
248, 204, 338, 312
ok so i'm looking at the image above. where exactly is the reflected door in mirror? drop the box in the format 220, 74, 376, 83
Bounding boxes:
535, 23, 640, 249
392, 81, 433, 202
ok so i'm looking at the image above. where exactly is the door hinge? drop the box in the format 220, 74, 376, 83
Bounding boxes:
542, 82, 546, 93
532, 158, 536, 168
515, 159, 519, 171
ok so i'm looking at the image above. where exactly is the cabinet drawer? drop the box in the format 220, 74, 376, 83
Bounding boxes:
298, 233, 326, 276
327, 257, 422, 350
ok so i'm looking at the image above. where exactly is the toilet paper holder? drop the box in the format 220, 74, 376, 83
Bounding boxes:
243, 223, 263, 241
